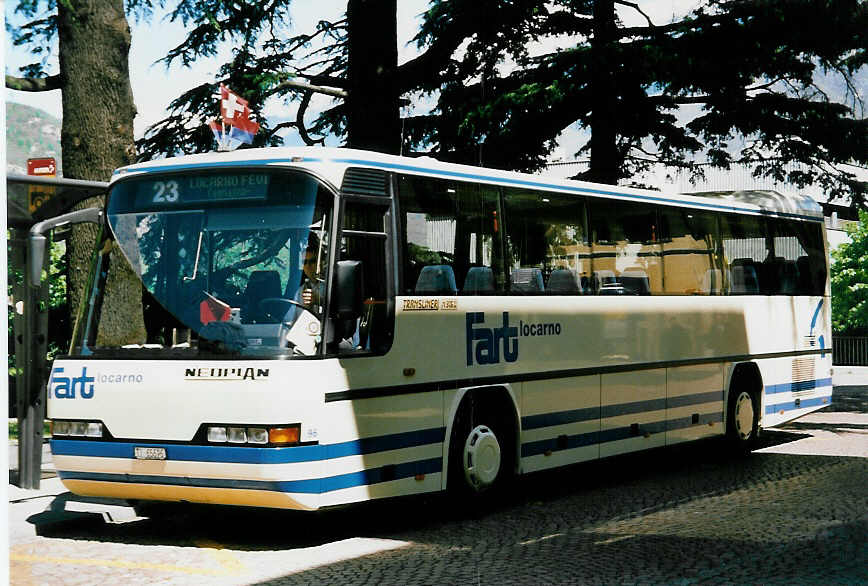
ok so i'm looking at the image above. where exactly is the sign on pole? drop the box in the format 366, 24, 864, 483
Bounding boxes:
27, 157, 57, 214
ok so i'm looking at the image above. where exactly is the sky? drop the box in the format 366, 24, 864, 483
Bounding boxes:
4, 0, 699, 152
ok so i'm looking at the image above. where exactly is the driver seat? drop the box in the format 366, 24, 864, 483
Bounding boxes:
242, 270, 282, 323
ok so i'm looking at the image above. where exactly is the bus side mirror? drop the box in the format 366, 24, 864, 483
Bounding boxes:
28, 207, 103, 286
332, 260, 364, 321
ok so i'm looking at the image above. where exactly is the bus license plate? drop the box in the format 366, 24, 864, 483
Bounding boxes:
134, 447, 167, 460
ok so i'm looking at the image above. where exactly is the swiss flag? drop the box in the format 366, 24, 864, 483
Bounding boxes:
219, 84, 260, 144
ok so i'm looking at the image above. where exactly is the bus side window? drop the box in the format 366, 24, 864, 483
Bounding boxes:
659, 207, 722, 295
335, 203, 393, 354
720, 213, 768, 295
768, 218, 826, 296
502, 188, 589, 295
397, 175, 506, 295
588, 199, 662, 295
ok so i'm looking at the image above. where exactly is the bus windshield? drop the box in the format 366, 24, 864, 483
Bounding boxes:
84, 170, 332, 357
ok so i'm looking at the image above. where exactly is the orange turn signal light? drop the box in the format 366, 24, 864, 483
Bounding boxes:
269, 426, 300, 445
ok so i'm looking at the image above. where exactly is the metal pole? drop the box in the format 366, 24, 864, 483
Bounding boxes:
10, 231, 26, 485
15, 228, 50, 489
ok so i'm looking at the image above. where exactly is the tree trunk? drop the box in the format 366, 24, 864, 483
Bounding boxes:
589, 0, 619, 184
58, 0, 146, 346
346, 0, 401, 154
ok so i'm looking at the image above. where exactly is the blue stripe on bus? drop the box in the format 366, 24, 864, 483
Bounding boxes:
666, 412, 724, 431
114, 156, 822, 222
522, 406, 599, 430
51, 426, 446, 464
57, 457, 442, 495
520, 413, 723, 458
601, 398, 667, 418
666, 390, 724, 408
324, 427, 445, 459
765, 395, 831, 415
522, 430, 600, 455
521, 390, 722, 431
764, 378, 833, 395
810, 299, 824, 331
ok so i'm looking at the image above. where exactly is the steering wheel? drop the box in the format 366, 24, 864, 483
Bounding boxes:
258, 298, 321, 356
258, 297, 308, 322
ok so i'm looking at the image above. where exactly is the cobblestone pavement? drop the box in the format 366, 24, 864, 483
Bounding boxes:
9, 387, 867, 585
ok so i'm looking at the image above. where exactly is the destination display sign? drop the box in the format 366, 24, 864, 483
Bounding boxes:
129, 172, 271, 209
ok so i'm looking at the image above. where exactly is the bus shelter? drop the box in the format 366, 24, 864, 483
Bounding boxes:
7, 174, 108, 488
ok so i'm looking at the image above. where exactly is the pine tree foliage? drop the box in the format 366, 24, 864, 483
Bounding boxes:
416, 0, 868, 201
831, 210, 868, 334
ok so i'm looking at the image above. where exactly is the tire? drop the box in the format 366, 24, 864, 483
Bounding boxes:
447, 396, 515, 499
726, 387, 759, 454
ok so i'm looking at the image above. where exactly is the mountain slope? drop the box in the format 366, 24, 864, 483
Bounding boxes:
6, 102, 62, 176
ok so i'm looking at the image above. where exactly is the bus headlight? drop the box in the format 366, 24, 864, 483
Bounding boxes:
69, 422, 88, 436
51, 420, 104, 438
207, 426, 228, 442
247, 428, 268, 444
205, 424, 302, 446
227, 427, 247, 443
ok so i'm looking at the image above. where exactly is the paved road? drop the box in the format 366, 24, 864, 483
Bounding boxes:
9, 387, 868, 585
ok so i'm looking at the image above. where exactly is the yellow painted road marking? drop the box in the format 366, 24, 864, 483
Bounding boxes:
593, 534, 636, 546
194, 539, 247, 574
10, 553, 239, 577
519, 532, 565, 545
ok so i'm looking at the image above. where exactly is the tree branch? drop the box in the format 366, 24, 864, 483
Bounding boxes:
745, 78, 784, 93
6, 74, 62, 92
303, 74, 348, 89
616, 12, 731, 39
294, 91, 326, 146
268, 78, 347, 99
614, 0, 654, 28
647, 94, 714, 106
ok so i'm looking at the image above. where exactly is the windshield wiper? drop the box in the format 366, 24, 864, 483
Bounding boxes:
183, 231, 204, 281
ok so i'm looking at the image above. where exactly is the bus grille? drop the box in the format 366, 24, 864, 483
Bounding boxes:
791, 357, 816, 395
341, 168, 389, 196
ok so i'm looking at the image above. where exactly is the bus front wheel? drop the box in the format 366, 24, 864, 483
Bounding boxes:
447, 399, 514, 497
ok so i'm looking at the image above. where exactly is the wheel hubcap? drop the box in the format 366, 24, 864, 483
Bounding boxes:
734, 392, 755, 440
463, 425, 501, 491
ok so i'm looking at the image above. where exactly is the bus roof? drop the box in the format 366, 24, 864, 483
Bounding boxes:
112, 147, 824, 222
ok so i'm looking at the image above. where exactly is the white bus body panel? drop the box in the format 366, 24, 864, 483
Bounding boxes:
49, 293, 830, 509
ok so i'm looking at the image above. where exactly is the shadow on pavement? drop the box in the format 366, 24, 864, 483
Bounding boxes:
828, 385, 868, 413
778, 421, 868, 432
27, 433, 848, 550
251, 513, 868, 585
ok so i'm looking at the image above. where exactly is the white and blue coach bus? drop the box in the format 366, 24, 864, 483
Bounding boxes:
47, 147, 832, 510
